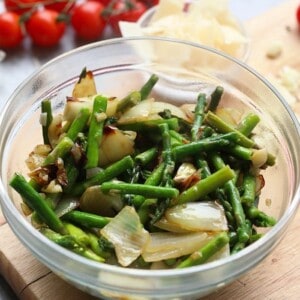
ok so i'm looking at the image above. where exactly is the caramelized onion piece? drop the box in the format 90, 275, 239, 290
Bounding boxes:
165, 202, 228, 232
101, 206, 150, 267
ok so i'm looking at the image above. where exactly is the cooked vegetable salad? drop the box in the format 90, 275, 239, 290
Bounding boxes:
10, 69, 276, 269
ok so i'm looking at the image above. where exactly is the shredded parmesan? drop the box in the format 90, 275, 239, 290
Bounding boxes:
120, 0, 248, 59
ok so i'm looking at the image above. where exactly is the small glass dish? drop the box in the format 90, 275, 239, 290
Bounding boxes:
135, 3, 250, 62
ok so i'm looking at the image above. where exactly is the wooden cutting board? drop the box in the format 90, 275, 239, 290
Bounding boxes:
1, 0, 300, 299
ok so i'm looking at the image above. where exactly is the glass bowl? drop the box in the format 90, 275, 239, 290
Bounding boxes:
0, 37, 299, 300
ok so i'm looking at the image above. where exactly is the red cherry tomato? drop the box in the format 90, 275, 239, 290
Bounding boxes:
139, 0, 158, 8
4, 0, 40, 14
93, 0, 111, 6
4, 0, 75, 14
296, 5, 300, 26
71, 1, 106, 41
45, 0, 75, 13
26, 9, 66, 47
0, 11, 23, 48
108, 0, 147, 36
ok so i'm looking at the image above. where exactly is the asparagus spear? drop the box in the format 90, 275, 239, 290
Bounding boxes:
150, 123, 176, 224
10, 174, 67, 235
116, 91, 141, 113
134, 147, 158, 167
41, 99, 53, 145
62, 210, 111, 228
40, 227, 105, 262
62, 156, 79, 194
241, 173, 256, 205
159, 123, 175, 187
210, 153, 250, 244
177, 232, 229, 268
118, 118, 179, 132
85, 95, 108, 169
244, 206, 276, 227
139, 74, 159, 100
172, 132, 237, 161
196, 158, 235, 227
225, 145, 276, 167
71, 155, 134, 196
101, 182, 179, 199
205, 111, 255, 148
66, 107, 90, 141
206, 86, 224, 112
191, 93, 207, 141
174, 165, 235, 205
236, 112, 260, 137
169, 130, 189, 148
132, 163, 165, 208
43, 136, 74, 166
64, 221, 90, 246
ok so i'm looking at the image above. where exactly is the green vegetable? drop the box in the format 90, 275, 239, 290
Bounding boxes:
139, 74, 159, 100
205, 111, 255, 148
174, 165, 235, 205
101, 182, 179, 199
191, 93, 207, 141
206, 86, 224, 112
177, 232, 229, 268
43, 136, 74, 166
10, 174, 66, 235
66, 107, 90, 141
71, 155, 134, 196
85, 95, 108, 169
10, 72, 277, 270
41, 99, 53, 145
63, 210, 111, 228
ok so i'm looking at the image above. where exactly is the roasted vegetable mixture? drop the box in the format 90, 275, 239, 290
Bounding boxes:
10, 69, 276, 269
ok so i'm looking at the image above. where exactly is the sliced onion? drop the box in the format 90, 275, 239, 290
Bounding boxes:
151, 101, 188, 120
55, 197, 80, 217
251, 148, 268, 168
63, 96, 119, 124
118, 98, 190, 124
165, 202, 228, 232
72, 69, 97, 98
174, 163, 197, 183
154, 217, 191, 233
80, 186, 123, 217
118, 98, 157, 124
173, 162, 200, 190
142, 232, 209, 262
101, 206, 150, 267
48, 114, 63, 147
63, 97, 93, 124
98, 127, 136, 167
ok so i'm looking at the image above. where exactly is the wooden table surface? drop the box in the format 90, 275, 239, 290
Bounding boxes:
0, 0, 300, 299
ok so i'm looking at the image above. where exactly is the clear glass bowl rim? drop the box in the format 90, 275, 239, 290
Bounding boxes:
0, 36, 299, 291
